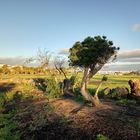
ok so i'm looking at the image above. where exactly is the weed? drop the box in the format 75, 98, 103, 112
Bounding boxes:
58, 116, 69, 124
96, 134, 109, 140
0, 113, 21, 140
117, 98, 137, 105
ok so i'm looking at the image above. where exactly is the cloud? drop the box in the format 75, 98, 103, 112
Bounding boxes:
114, 49, 140, 67
118, 49, 140, 59
0, 56, 26, 65
118, 58, 140, 63
102, 63, 140, 71
58, 48, 69, 55
131, 23, 140, 31
0, 48, 140, 71
103, 49, 140, 71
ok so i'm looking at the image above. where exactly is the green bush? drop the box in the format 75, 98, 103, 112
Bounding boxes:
46, 78, 61, 98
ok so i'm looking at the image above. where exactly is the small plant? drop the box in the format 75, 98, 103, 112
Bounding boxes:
29, 115, 48, 131
13, 92, 23, 103
58, 116, 69, 124
96, 134, 109, 140
43, 103, 54, 112
117, 98, 136, 105
131, 120, 140, 137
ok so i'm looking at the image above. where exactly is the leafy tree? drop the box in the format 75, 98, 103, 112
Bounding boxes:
12, 66, 21, 74
1, 64, 10, 74
69, 36, 119, 106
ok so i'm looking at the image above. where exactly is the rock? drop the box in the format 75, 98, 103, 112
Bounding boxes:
128, 79, 140, 100
111, 87, 129, 98
129, 79, 140, 95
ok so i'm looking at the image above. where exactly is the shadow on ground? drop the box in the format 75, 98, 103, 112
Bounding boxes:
0, 82, 16, 92
10, 96, 140, 140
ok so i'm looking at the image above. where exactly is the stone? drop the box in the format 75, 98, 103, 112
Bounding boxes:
128, 79, 140, 100
111, 87, 129, 98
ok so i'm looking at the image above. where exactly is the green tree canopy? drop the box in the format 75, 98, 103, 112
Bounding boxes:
69, 36, 119, 68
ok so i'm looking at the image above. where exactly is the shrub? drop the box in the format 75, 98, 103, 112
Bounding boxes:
46, 78, 61, 98
33, 78, 47, 91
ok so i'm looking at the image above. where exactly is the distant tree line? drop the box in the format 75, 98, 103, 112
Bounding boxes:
0, 64, 46, 75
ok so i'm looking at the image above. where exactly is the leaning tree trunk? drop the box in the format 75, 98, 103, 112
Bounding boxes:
93, 81, 103, 106
80, 68, 101, 107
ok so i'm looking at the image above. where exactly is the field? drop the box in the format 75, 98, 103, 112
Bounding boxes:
0, 73, 140, 140
89, 74, 140, 89
1, 73, 139, 91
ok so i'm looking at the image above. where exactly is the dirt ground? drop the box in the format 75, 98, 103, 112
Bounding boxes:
13, 97, 140, 140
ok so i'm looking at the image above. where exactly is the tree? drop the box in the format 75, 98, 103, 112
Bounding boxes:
69, 36, 119, 106
2, 64, 10, 74
12, 66, 21, 74
53, 56, 67, 79
37, 49, 51, 69
53, 56, 80, 94
25, 48, 51, 74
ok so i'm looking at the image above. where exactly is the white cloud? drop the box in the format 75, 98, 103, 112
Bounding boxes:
0, 56, 26, 65
0, 56, 40, 67
118, 58, 140, 63
131, 23, 140, 31
58, 48, 69, 55
118, 49, 140, 59
105, 49, 140, 71
103, 63, 140, 71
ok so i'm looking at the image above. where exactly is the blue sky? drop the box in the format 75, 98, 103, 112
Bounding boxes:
0, 0, 140, 70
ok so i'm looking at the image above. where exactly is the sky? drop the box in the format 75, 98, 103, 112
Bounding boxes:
0, 0, 140, 71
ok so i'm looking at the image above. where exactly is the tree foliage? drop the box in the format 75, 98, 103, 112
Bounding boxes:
69, 36, 119, 68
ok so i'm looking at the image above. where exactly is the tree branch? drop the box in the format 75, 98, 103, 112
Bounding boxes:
88, 63, 104, 79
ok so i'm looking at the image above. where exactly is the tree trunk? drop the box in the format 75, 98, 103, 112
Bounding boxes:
92, 81, 103, 106
81, 80, 93, 101
80, 68, 101, 107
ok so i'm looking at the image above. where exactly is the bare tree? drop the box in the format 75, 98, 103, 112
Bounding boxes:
53, 56, 67, 79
